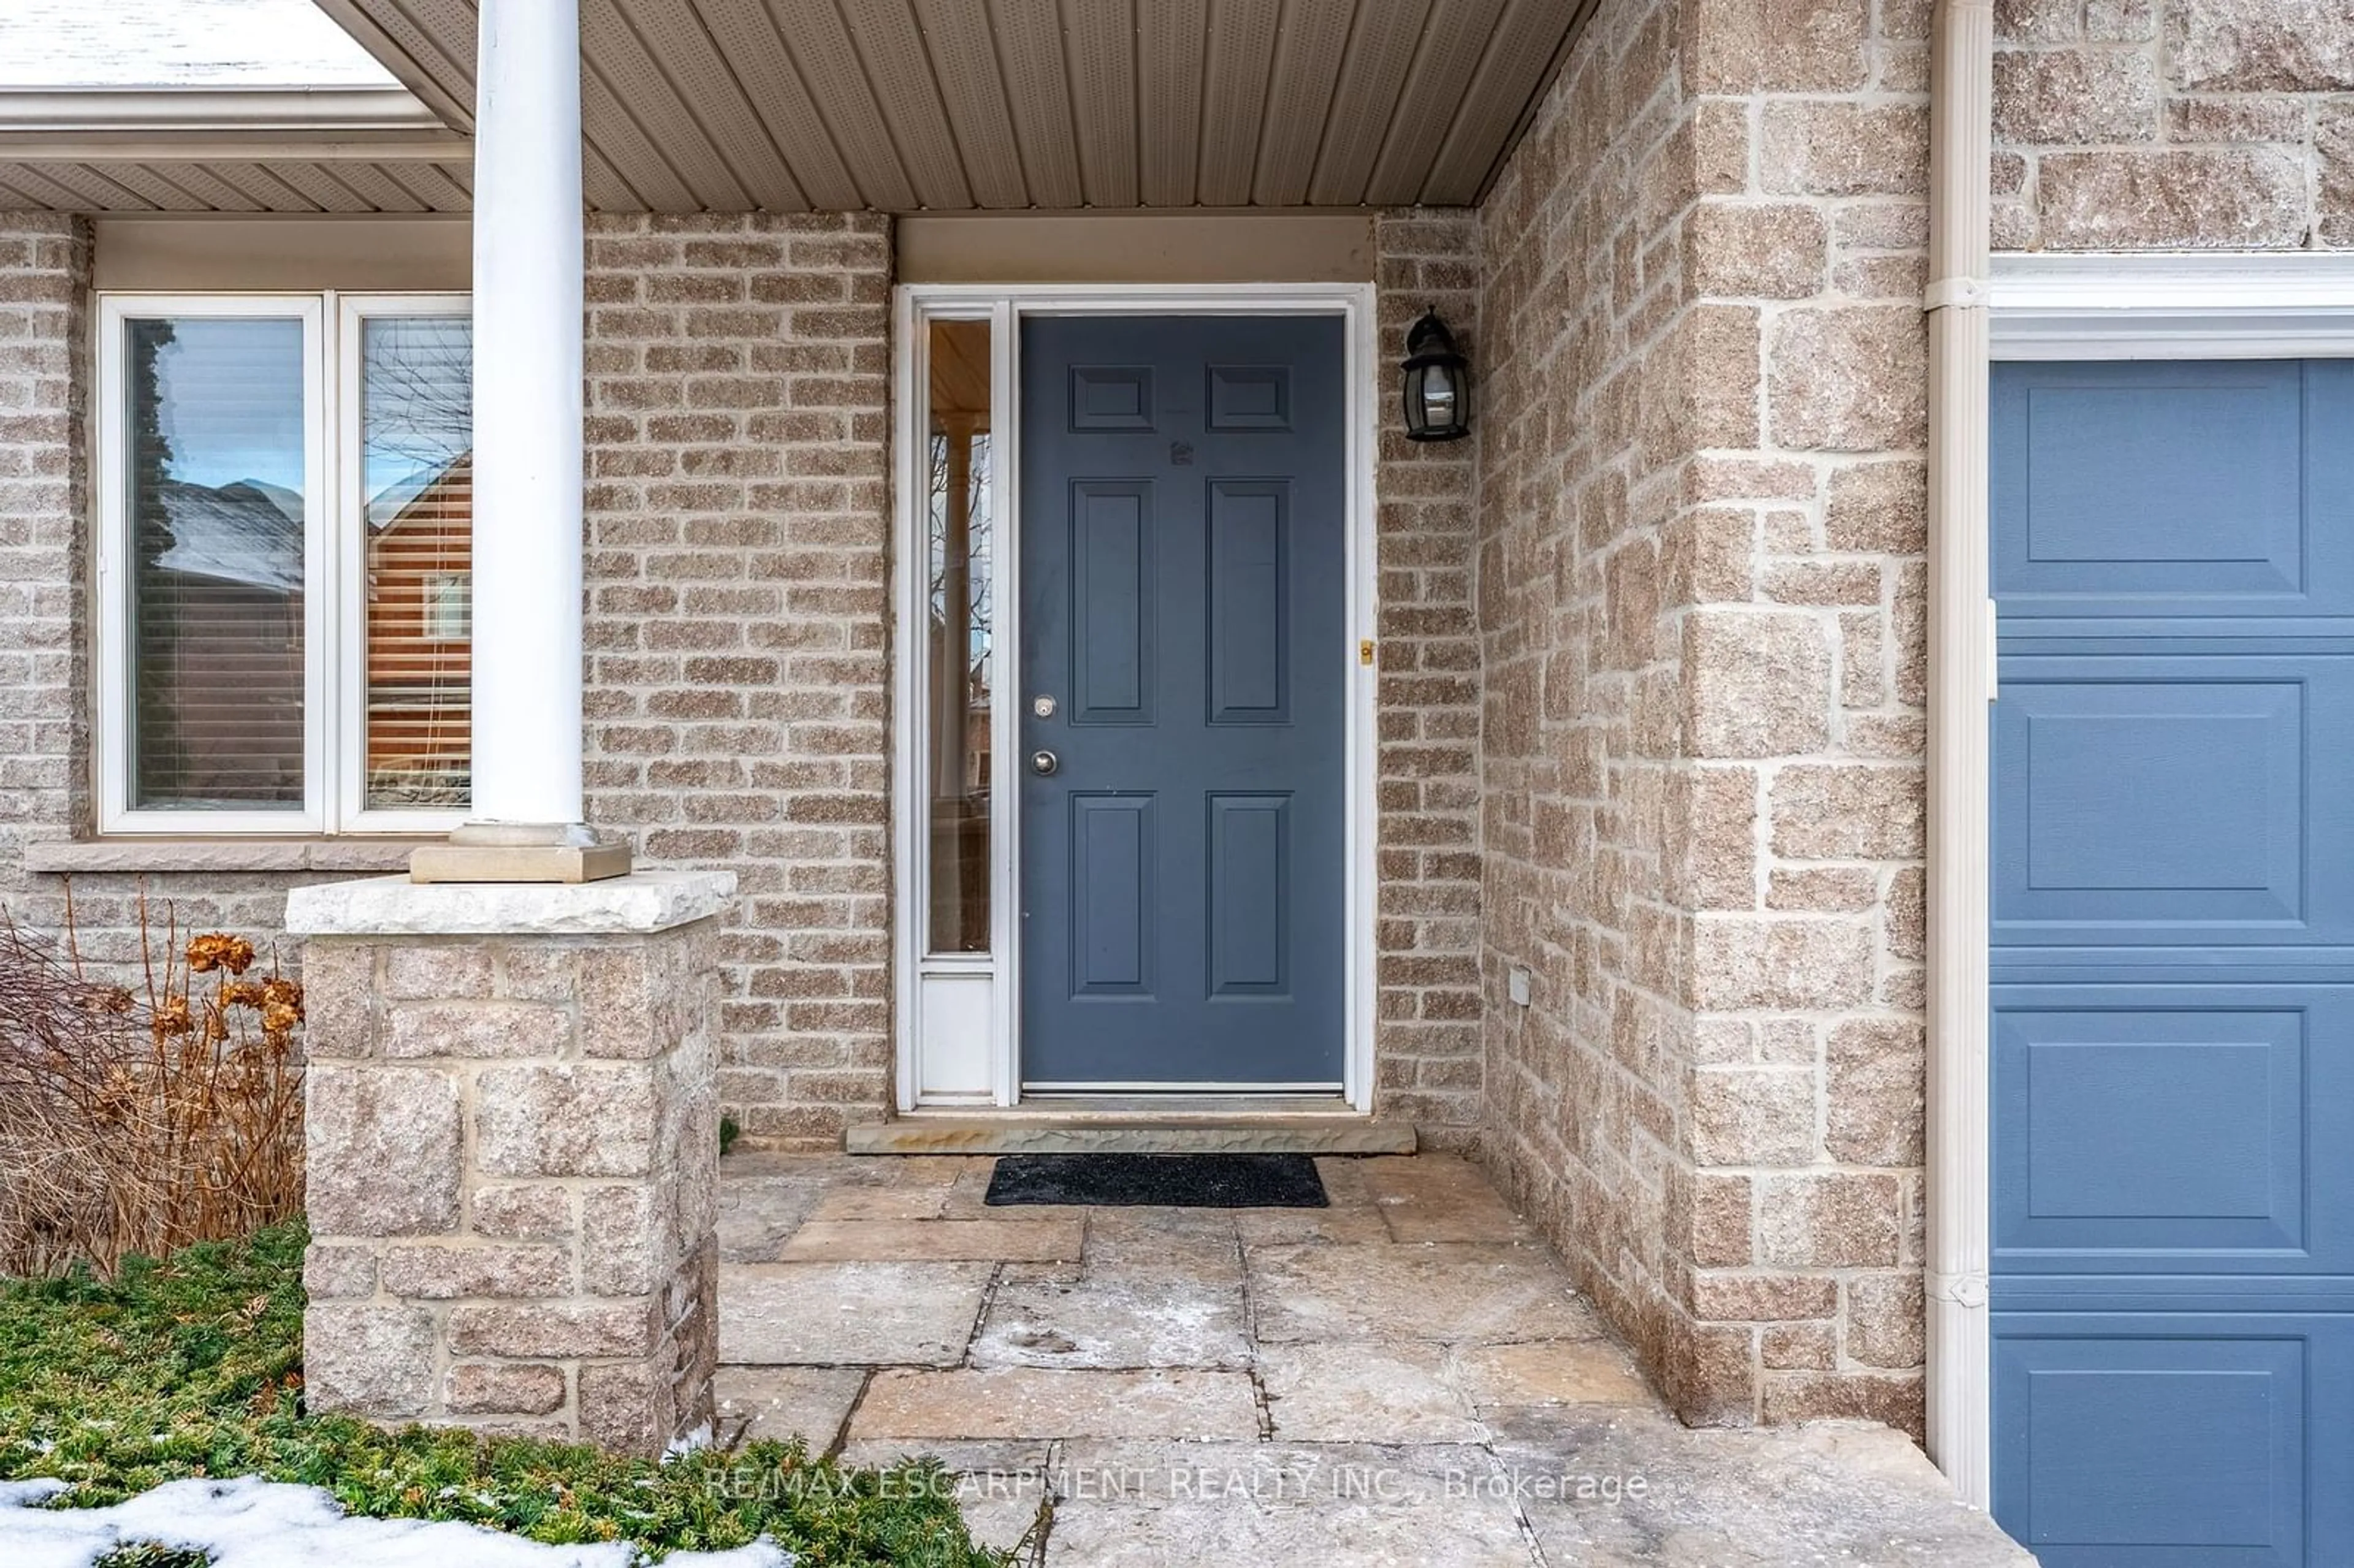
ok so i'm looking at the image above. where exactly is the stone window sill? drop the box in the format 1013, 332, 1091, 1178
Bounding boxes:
25, 839, 433, 875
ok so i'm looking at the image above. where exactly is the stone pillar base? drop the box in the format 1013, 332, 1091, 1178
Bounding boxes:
408, 839, 633, 885
411, 823, 633, 885
286, 870, 734, 1454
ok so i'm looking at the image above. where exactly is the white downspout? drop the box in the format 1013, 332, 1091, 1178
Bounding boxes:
1924, 0, 1995, 1510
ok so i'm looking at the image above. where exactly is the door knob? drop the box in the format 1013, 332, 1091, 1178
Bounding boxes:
1030, 749, 1059, 776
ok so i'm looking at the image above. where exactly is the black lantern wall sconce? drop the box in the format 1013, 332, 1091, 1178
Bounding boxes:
1401, 309, 1470, 442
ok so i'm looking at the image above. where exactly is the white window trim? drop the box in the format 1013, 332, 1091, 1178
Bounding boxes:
93, 289, 472, 837
888, 282, 1381, 1113
1932, 249, 2354, 1508
421, 572, 470, 641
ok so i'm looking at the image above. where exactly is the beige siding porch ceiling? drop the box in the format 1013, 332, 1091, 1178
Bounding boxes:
0, 80, 474, 215
308, 0, 1592, 213
0, 157, 473, 214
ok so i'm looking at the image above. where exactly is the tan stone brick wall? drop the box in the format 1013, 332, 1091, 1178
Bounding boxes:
0, 217, 332, 972
0, 211, 901, 1157
1374, 209, 1484, 1147
1476, 0, 1715, 1421
0, 213, 85, 870
1, 208, 1485, 1152
1994, 0, 2354, 247
301, 921, 722, 1453
1677, 0, 1934, 1435
579, 211, 894, 1151
1477, 0, 1932, 1434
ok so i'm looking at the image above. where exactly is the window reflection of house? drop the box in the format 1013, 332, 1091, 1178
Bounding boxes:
365, 453, 472, 808
135, 477, 305, 807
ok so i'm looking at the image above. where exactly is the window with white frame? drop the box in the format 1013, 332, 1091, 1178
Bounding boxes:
421, 571, 471, 642
96, 293, 473, 834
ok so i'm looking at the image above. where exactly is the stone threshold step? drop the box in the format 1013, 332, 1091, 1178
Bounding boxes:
845, 1111, 1416, 1156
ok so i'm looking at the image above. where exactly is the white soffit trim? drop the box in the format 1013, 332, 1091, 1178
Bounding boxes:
0, 88, 447, 131
0, 86, 463, 162
1990, 251, 2354, 358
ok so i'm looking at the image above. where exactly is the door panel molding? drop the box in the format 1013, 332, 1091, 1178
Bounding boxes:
889, 281, 1377, 1111
1016, 313, 1345, 1087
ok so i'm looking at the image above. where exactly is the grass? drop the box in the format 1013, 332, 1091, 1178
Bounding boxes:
0, 1224, 1008, 1565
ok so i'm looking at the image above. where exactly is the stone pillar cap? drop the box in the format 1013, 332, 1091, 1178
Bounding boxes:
286, 869, 736, 937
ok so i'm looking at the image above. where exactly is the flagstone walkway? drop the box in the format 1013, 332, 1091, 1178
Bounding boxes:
714, 1152, 2033, 1566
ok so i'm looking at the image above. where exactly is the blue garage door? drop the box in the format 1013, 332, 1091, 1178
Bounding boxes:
1992, 360, 2354, 1564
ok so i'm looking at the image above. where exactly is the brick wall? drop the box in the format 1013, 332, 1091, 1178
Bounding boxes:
1476, 0, 2354, 1434
0, 207, 1488, 1154
1677, 0, 1933, 1431
1994, 0, 2354, 248
1476, 0, 1933, 1434
1373, 210, 1484, 1148
302, 913, 723, 1453
0, 213, 87, 907
0, 219, 302, 967
0, 210, 899, 1148
579, 212, 894, 1151
1476, 0, 1713, 1421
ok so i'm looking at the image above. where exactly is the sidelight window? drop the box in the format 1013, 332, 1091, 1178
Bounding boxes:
924, 317, 994, 953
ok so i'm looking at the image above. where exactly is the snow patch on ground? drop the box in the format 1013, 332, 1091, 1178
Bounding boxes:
0, 1476, 793, 1568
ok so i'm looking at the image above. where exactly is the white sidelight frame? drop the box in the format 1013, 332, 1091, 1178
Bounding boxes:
93, 289, 472, 837
889, 281, 1380, 1113
1928, 248, 2354, 1510
333, 292, 479, 835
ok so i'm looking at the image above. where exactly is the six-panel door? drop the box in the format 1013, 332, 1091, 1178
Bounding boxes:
1017, 315, 1347, 1089
1992, 359, 2354, 1564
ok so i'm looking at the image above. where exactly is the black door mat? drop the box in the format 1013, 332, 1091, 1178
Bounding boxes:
985, 1152, 1328, 1208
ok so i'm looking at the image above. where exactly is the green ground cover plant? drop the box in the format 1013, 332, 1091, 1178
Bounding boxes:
0, 1223, 1006, 1565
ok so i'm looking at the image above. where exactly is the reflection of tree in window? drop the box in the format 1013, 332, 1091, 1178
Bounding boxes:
127, 317, 307, 810
360, 318, 473, 812
927, 319, 992, 953
929, 424, 993, 770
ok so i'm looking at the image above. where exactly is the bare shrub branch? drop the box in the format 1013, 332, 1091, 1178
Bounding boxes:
0, 888, 303, 1276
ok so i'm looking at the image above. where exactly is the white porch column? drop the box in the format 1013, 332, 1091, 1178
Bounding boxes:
414, 0, 625, 883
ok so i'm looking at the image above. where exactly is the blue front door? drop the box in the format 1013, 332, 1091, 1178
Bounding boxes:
1991, 360, 2354, 1564
1016, 314, 1347, 1089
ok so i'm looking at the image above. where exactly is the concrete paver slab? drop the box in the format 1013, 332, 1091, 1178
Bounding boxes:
715, 1154, 2009, 1568
1485, 1406, 2034, 1567
1232, 1200, 1393, 1246
1360, 1155, 1539, 1243
803, 1184, 957, 1222
711, 1366, 867, 1450
1449, 1339, 1661, 1411
834, 1439, 1057, 1556
1080, 1206, 1245, 1271
847, 1366, 1262, 1443
1247, 1241, 1607, 1345
1043, 1441, 1539, 1567
972, 1265, 1251, 1370
777, 1215, 1085, 1262
1258, 1341, 1488, 1444
718, 1260, 992, 1366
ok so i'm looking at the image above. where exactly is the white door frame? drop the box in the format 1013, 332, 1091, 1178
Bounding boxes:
1934, 249, 2354, 1507
888, 281, 1381, 1113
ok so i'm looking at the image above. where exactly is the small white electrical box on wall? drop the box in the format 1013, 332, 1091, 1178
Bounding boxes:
1507, 966, 1531, 1007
